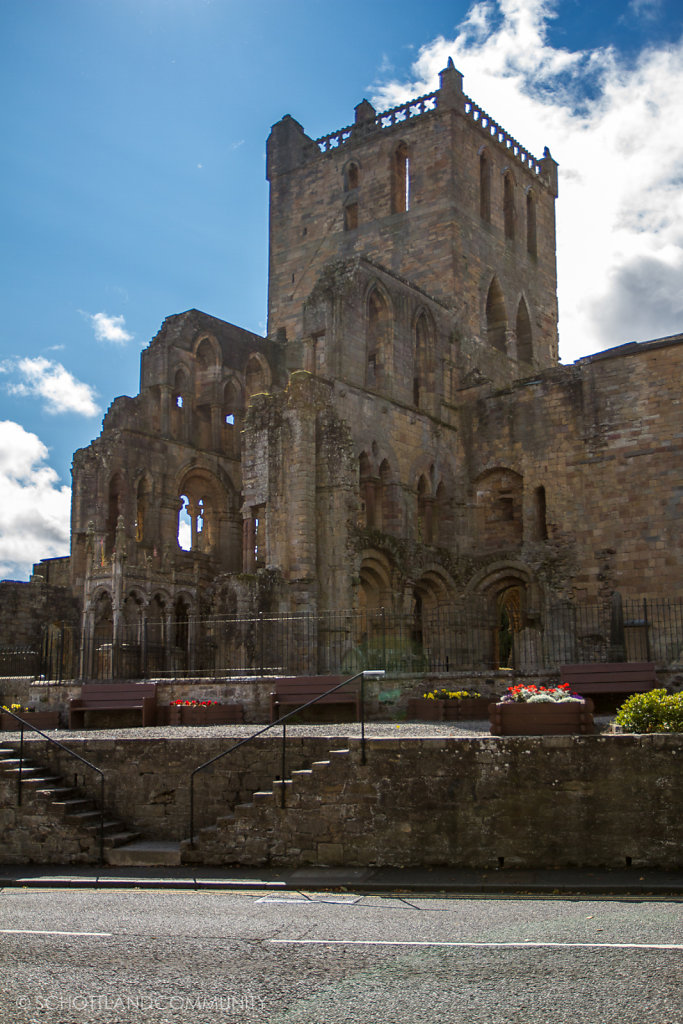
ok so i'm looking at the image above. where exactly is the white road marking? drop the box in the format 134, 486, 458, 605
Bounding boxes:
270, 939, 683, 950
0, 929, 112, 937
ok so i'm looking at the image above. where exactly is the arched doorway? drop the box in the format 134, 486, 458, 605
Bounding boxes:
495, 586, 523, 669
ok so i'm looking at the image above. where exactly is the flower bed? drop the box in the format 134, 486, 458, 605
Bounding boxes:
159, 700, 244, 726
489, 683, 594, 735
408, 690, 490, 722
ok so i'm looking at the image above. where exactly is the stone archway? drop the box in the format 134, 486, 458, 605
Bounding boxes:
466, 561, 542, 671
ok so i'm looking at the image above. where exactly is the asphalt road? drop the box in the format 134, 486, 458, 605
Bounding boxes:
1, 888, 681, 1023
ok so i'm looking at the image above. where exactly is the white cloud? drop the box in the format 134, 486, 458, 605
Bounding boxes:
4, 356, 100, 417
0, 421, 71, 581
87, 311, 133, 345
371, 0, 683, 362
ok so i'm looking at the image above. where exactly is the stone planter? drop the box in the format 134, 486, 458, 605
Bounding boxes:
160, 704, 244, 726
407, 697, 444, 721
1, 710, 60, 731
489, 699, 594, 736
408, 697, 491, 721
443, 697, 491, 720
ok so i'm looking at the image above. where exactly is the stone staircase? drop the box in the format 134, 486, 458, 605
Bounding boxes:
180, 746, 354, 867
0, 745, 142, 860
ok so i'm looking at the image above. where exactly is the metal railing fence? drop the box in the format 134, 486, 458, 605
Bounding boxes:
24, 597, 683, 682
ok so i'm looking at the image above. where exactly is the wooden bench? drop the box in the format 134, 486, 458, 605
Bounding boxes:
559, 662, 658, 697
69, 682, 157, 729
269, 676, 359, 722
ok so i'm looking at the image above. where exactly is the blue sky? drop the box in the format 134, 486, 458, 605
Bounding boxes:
1, 0, 682, 580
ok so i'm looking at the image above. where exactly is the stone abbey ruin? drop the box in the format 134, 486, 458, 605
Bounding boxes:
5, 60, 682, 680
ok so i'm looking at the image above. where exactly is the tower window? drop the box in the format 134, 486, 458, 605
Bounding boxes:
479, 151, 491, 222
526, 191, 537, 258
504, 173, 515, 240
391, 142, 410, 214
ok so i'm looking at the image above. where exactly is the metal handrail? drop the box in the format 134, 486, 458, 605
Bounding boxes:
1, 707, 106, 864
188, 669, 385, 844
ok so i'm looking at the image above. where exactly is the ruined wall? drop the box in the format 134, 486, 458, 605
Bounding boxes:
0, 580, 79, 650
462, 335, 683, 600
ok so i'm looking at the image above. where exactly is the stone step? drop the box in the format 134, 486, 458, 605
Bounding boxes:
85, 819, 133, 837
19, 776, 63, 789
53, 798, 95, 816
64, 809, 102, 826
104, 830, 143, 849
252, 790, 275, 803
105, 840, 181, 867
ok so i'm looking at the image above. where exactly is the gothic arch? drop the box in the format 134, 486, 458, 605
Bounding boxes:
134, 474, 152, 543
485, 277, 507, 353
413, 308, 435, 408
526, 188, 537, 258
176, 467, 226, 555
244, 352, 272, 401
193, 333, 221, 368
479, 147, 492, 222
465, 560, 540, 670
365, 284, 393, 391
343, 160, 360, 191
171, 366, 190, 440
359, 548, 397, 612
503, 170, 516, 240
516, 296, 533, 363
106, 470, 127, 555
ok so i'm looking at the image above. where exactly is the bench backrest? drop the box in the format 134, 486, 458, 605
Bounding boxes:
76, 683, 157, 703
560, 663, 656, 685
271, 676, 351, 698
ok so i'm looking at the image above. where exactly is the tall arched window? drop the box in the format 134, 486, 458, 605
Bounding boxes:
135, 477, 151, 543
391, 142, 410, 213
366, 287, 391, 390
344, 162, 359, 191
504, 172, 515, 240
417, 474, 433, 544
171, 368, 189, 440
533, 485, 548, 540
245, 353, 271, 401
486, 278, 507, 353
516, 297, 533, 363
526, 190, 537, 258
413, 310, 434, 409
106, 472, 126, 555
359, 452, 376, 529
479, 150, 491, 222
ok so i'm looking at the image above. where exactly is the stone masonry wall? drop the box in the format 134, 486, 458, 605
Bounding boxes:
2, 733, 680, 869
185, 733, 682, 871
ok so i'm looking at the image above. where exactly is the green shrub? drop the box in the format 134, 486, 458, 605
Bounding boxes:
615, 689, 683, 733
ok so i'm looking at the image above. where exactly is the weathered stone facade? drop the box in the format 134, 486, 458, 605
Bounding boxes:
4, 61, 680, 671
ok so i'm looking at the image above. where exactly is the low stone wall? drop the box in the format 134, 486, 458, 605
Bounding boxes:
19, 671, 546, 725
2, 732, 680, 869
17, 667, 683, 726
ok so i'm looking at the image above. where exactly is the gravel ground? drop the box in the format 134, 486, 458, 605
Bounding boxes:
4, 716, 616, 743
